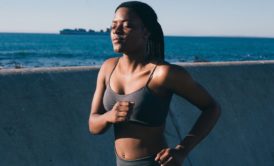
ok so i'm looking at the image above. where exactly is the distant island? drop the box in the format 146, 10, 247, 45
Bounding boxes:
59, 28, 110, 35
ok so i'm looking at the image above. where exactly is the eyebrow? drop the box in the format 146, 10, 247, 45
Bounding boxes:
112, 19, 132, 23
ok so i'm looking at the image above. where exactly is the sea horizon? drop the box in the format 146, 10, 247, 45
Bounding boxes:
1, 32, 274, 39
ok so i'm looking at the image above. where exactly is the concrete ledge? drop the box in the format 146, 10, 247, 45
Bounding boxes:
1, 60, 274, 166
1, 60, 274, 74
175, 60, 274, 66
0, 65, 100, 75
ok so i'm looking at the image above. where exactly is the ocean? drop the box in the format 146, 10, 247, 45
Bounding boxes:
0, 33, 274, 69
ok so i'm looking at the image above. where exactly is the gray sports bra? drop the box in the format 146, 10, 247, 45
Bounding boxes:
103, 58, 172, 126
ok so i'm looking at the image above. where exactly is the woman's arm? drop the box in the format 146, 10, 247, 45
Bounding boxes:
155, 64, 221, 165
89, 58, 133, 135
88, 60, 110, 135
169, 65, 221, 156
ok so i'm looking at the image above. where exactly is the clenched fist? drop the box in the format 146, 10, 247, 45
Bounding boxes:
106, 101, 134, 123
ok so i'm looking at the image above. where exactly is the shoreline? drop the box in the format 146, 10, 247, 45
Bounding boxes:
1, 60, 274, 72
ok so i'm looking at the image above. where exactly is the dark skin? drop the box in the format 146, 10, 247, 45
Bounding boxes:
89, 7, 221, 166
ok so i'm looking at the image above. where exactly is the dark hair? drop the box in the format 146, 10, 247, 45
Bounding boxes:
115, 1, 165, 61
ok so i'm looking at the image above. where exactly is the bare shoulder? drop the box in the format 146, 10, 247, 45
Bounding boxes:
97, 57, 119, 85
155, 62, 219, 111
154, 62, 192, 85
100, 57, 119, 72
99, 57, 119, 77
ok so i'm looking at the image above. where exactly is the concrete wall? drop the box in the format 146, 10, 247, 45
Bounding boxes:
0, 61, 274, 166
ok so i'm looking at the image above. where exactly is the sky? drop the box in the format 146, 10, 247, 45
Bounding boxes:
1, 0, 274, 37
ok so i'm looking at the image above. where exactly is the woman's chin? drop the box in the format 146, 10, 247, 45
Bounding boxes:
113, 46, 124, 53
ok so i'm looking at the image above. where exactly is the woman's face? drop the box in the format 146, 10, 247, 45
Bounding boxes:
111, 7, 149, 54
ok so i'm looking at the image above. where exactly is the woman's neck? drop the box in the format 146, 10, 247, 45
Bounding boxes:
120, 53, 148, 73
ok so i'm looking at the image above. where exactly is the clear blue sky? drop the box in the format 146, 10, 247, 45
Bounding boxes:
1, 0, 274, 37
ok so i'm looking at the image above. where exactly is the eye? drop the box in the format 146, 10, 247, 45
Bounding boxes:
123, 23, 133, 29
111, 24, 117, 30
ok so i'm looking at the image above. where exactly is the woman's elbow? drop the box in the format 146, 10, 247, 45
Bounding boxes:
88, 120, 96, 134
89, 123, 102, 135
202, 101, 221, 119
89, 128, 101, 135
88, 118, 101, 135
211, 102, 221, 120
88, 117, 108, 135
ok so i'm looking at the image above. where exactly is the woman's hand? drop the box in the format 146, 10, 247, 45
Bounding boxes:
155, 145, 186, 166
105, 101, 134, 124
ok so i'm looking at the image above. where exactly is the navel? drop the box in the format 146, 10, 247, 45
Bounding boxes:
121, 153, 125, 159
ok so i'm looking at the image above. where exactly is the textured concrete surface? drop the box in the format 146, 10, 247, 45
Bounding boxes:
0, 60, 274, 166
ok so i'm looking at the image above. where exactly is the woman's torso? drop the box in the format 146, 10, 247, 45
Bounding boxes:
114, 122, 167, 160
103, 57, 172, 160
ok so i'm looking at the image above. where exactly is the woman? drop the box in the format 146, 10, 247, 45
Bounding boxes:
89, 1, 221, 166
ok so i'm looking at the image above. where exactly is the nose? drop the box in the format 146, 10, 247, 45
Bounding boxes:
112, 24, 123, 34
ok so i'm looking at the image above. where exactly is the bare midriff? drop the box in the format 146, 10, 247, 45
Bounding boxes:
114, 122, 167, 160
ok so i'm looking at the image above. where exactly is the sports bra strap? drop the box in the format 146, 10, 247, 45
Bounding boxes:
146, 64, 158, 86
109, 57, 157, 87
108, 57, 120, 84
